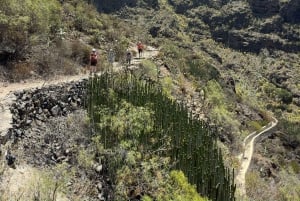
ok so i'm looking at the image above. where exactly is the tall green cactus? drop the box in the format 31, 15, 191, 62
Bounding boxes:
86, 73, 236, 201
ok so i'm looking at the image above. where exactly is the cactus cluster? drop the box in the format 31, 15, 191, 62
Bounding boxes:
87, 73, 236, 201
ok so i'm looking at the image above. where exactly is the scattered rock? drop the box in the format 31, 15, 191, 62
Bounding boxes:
97, 183, 103, 191
51, 105, 61, 116
98, 192, 105, 201
95, 164, 103, 173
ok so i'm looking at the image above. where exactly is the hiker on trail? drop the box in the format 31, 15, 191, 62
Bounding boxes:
90, 48, 98, 74
137, 41, 144, 58
126, 49, 132, 65
108, 49, 115, 64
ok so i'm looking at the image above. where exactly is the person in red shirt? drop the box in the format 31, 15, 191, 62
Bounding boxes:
90, 48, 98, 74
137, 41, 143, 58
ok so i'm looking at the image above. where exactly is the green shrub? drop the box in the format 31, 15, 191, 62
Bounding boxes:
188, 59, 220, 81
169, 170, 208, 201
205, 80, 240, 133
290, 160, 300, 174
263, 82, 293, 104
161, 76, 174, 99
276, 88, 293, 104
279, 118, 300, 142
96, 101, 154, 145
248, 121, 263, 131
139, 59, 159, 80
278, 170, 300, 201
77, 148, 94, 169
0, 0, 62, 59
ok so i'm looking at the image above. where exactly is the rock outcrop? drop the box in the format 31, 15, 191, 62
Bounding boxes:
174, 0, 300, 53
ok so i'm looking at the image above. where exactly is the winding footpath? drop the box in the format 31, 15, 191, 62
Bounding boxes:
0, 45, 158, 200
0, 45, 277, 200
0, 45, 159, 141
235, 117, 278, 199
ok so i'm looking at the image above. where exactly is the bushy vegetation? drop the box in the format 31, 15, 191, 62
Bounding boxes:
279, 117, 300, 143
87, 73, 236, 201
263, 82, 293, 105
205, 80, 240, 135
138, 59, 159, 81
0, 0, 135, 81
0, 0, 61, 57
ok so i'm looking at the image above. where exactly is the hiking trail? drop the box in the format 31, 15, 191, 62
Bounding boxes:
1, 44, 278, 200
235, 117, 278, 199
0, 45, 159, 201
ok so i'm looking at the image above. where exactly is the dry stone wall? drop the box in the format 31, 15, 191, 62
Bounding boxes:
7, 79, 88, 142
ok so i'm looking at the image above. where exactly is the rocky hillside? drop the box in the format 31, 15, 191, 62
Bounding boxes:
1, 0, 300, 200
169, 0, 300, 53
109, 0, 300, 200
92, 0, 158, 12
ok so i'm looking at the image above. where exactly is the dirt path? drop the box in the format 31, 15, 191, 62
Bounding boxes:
0, 45, 159, 201
235, 117, 278, 198
0, 45, 158, 138
132, 45, 159, 65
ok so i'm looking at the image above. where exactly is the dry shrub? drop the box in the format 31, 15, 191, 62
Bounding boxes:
61, 59, 78, 75
30, 41, 86, 77
10, 62, 35, 81
71, 41, 90, 65
33, 49, 60, 75
103, 28, 119, 42
131, 49, 138, 57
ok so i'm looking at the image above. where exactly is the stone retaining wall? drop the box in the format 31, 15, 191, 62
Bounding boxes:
6, 79, 88, 143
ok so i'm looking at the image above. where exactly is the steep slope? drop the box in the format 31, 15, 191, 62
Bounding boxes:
112, 0, 300, 200
170, 0, 300, 53
1, 0, 300, 200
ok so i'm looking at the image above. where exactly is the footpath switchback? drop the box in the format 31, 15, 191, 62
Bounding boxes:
235, 117, 278, 198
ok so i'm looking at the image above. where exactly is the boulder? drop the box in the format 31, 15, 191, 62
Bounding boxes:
50, 105, 61, 116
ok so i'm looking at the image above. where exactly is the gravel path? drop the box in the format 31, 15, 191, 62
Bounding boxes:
235, 117, 278, 198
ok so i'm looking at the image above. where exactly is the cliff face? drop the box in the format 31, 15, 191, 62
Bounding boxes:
249, 0, 300, 23
93, 0, 300, 53
169, 0, 300, 53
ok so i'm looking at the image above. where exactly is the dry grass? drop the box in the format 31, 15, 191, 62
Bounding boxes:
0, 165, 68, 201
10, 62, 36, 81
